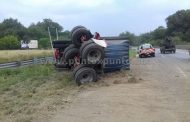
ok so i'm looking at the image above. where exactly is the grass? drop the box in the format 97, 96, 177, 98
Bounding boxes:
176, 45, 190, 50
0, 65, 77, 122
0, 49, 136, 122
129, 49, 137, 58
0, 50, 53, 63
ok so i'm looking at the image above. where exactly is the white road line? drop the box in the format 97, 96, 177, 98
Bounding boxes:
176, 66, 187, 78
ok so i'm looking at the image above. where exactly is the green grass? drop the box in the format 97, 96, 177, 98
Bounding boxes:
129, 49, 137, 58
0, 50, 53, 63
0, 65, 76, 122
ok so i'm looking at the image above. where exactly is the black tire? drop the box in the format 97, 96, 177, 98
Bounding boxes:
72, 64, 91, 78
79, 39, 94, 55
63, 44, 76, 54
152, 54, 155, 57
71, 28, 93, 47
64, 48, 79, 68
75, 67, 97, 86
81, 43, 104, 64
71, 26, 86, 36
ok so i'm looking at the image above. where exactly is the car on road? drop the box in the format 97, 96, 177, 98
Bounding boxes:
138, 43, 155, 58
160, 37, 176, 54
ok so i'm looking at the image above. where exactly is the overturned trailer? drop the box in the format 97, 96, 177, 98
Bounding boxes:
52, 26, 130, 85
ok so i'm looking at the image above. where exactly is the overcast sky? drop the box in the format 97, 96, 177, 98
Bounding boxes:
0, 0, 190, 36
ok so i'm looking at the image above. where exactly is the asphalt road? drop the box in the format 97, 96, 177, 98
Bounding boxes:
51, 49, 190, 122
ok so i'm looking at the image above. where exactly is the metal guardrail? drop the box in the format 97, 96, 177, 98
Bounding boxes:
0, 57, 54, 69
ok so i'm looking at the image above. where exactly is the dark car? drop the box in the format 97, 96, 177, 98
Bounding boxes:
160, 38, 176, 54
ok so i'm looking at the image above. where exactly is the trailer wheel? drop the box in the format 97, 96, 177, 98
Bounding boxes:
75, 67, 97, 86
79, 39, 94, 55
63, 44, 76, 54
71, 26, 86, 36
82, 43, 104, 64
71, 28, 93, 47
72, 64, 92, 77
64, 48, 79, 68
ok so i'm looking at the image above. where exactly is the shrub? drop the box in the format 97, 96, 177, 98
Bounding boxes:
0, 35, 19, 50
39, 38, 51, 49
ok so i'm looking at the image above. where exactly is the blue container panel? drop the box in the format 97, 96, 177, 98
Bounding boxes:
103, 40, 130, 72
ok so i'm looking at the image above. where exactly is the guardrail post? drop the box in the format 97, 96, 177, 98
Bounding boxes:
45, 57, 48, 64
33, 57, 38, 64
17, 61, 22, 67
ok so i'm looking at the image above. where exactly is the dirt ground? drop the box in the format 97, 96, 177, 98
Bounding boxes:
50, 50, 190, 122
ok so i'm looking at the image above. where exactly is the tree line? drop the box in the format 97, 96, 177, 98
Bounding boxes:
119, 9, 190, 46
0, 9, 189, 50
0, 18, 71, 49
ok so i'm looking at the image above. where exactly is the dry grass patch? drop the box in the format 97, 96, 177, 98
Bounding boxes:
0, 50, 53, 63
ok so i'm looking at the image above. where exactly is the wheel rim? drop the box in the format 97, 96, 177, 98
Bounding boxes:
80, 72, 93, 83
87, 50, 101, 63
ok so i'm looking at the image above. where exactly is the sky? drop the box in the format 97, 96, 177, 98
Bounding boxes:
0, 0, 190, 36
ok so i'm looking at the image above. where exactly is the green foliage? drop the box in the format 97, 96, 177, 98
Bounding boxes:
170, 36, 188, 45
59, 30, 71, 40
0, 35, 19, 50
28, 19, 63, 40
152, 26, 166, 40
0, 18, 68, 49
139, 26, 166, 46
0, 64, 74, 122
0, 18, 26, 40
39, 38, 51, 49
129, 49, 136, 58
119, 31, 139, 45
166, 9, 190, 42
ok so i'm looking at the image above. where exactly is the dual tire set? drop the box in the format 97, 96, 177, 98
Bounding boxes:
62, 26, 105, 85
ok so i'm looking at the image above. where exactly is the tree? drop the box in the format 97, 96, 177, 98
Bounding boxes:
59, 30, 71, 40
166, 9, 190, 42
152, 26, 166, 40
0, 18, 26, 40
27, 23, 47, 40
0, 35, 19, 50
38, 38, 51, 49
139, 32, 153, 44
119, 31, 138, 45
28, 19, 63, 40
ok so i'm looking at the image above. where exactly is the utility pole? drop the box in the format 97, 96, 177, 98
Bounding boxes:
56, 28, 59, 40
48, 27, 55, 59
